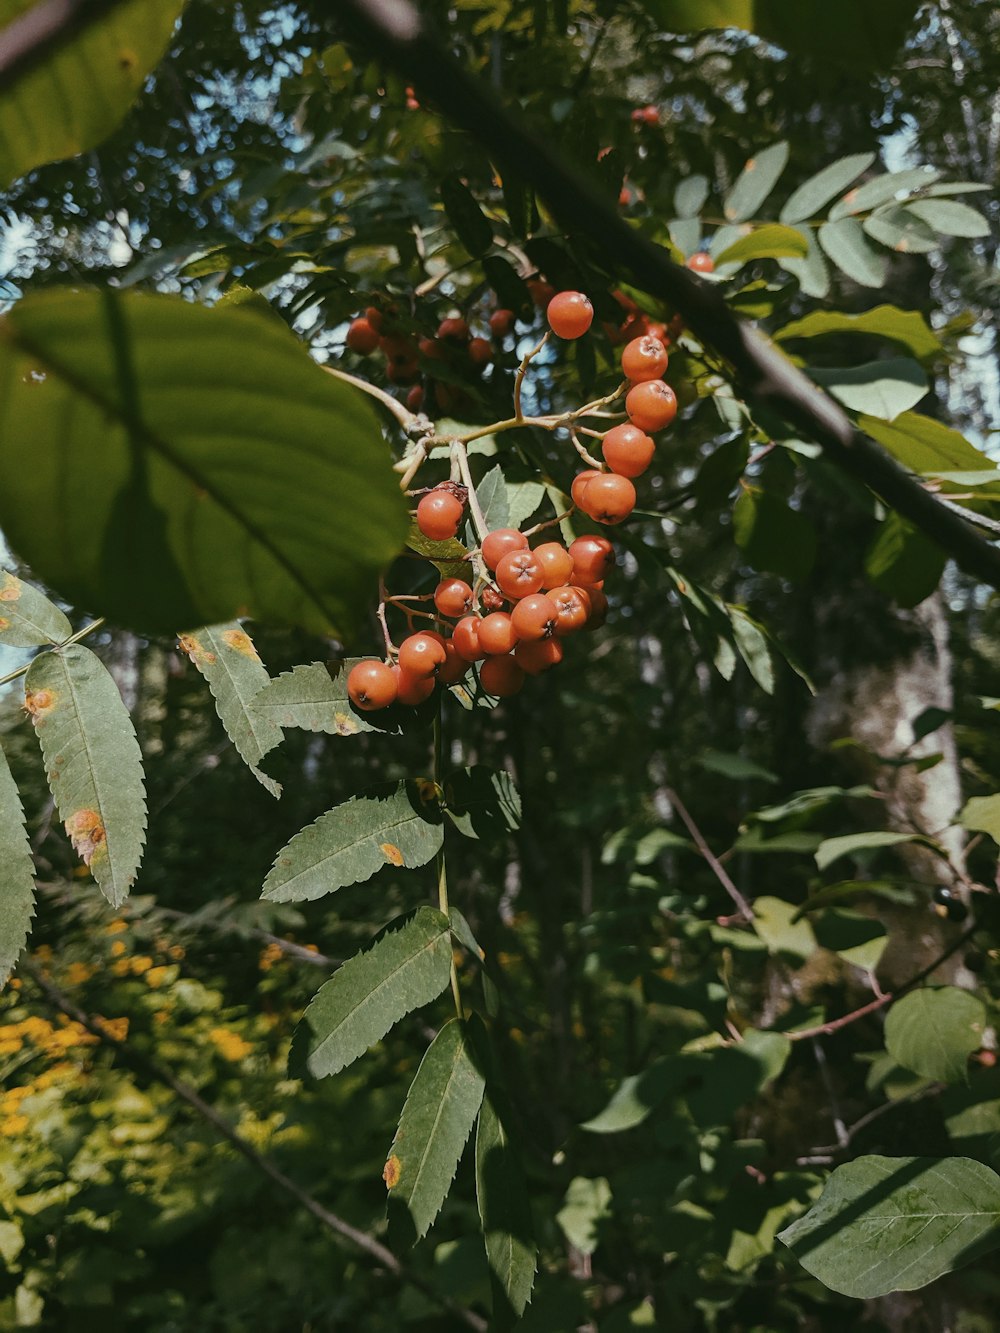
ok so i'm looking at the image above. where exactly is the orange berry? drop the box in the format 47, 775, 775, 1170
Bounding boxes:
416, 489, 464, 541
550, 586, 591, 635
438, 642, 470, 685
434, 578, 474, 618
468, 337, 492, 367
437, 316, 469, 343
346, 317, 380, 355
527, 278, 556, 307
495, 549, 544, 599
347, 660, 397, 711
601, 423, 655, 478
510, 593, 558, 641
364, 306, 384, 333
394, 665, 435, 706
581, 473, 636, 524
625, 380, 678, 432
515, 637, 564, 674
397, 632, 447, 678
406, 384, 425, 412
452, 616, 486, 662
571, 469, 600, 508
533, 541, 574, 588
419, 336, 444, 360
489, 309, 515, 337
621, 334, 669, 383
686, 252, 715, 274
482, 527, 529, 570
480, 655, 525, 698
584, 586, 609, 629
568, 535, 614, 584
547, 291, 594, 340
478, 613, 518, 655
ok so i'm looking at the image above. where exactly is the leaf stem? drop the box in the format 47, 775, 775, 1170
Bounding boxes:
0, 617, 106, 689
433, 707, 464, 1021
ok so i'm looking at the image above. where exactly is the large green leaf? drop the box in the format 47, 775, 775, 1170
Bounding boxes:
779, 1155, 1000, 1297
778, 225, 830, 298
829, 167, 941, 219
714, 224, 807, 267
863, 206, 938, 255
443, 766, 521, 841
960, 794, 1000, 845
865, 513, 945, 608
906, 199, 990, 238
476, 1090, 537, 1331
752, 897, 817, 961
859, 412, 994, 476
0, 569, 71, 648
815, 831, 918, 872
263, 781, 443, 903
290, 906, 453, 1079
248, 660, 414, 737
810, 359, 927, 421
0, 290, 407, 638
884, 988, 987, 1084
385, 1018, 486, 1244
818, 219, 889, 288
24, 644, 146, 907
723, 142, 788, 223
779, 153, 876, 224
179, 624, 283, 797
732, 491, 816, 583
0, 0, 186, 188
774, 306, 943, 363
0, 740, 34, 986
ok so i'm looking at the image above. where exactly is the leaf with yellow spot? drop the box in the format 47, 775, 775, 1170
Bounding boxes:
0, 740, 35, 986
262, 781, 443, 904
249, 661, 414, 738
0, 569, 71, 648
25, 645, 146, 908
180, 622, 283, 797
383, 1155, 402, 1189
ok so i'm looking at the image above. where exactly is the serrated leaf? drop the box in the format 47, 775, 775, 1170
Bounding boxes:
250, 661, 384, 737
815, 831, 918, 872
25, 645, 145, 908
775, 306, 942, 362
778, 225, 830, 298
865, 513, 945, 607
290, 906, 452, 1079
0, 0, 186, 188
829, 167, 942, 219
723, 142, 789, 222
472, 464, 510, 538
444, 766, 521, 841
714, 224, 807, 267
885, 988, 987, 1084
818, 219, 889, 287
263, 780, 443, 903
178, 624, 283, 797
386, 1018, 486, 1244
780, 153, 876, 223
0, 290, 407, 638
0, 741, 35, 986
441, 175, 494, 258
505, 481, 546, 529
0, 570, 71, 648
779, 1155, 1000, 1297
907, 199, 990, 237
674, 175, 709, 218
810, 359, 927, 421
476, 1090, 537, 1330
863, 206, 938, 255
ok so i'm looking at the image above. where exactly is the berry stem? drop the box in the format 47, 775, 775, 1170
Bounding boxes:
570, 429, 603, 470
513, 331, 549, 422
524, 506, 574, 537
322, 363, 414, 429
451, 441, 490, 543
396, 440, 430, 491
377, 580, 396, 656
433, 707, 464, 1021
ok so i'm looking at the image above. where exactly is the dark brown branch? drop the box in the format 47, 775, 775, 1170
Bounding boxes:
664, 786, 755, 919
21, 961, 488, 1333
338, 0, 1000, 592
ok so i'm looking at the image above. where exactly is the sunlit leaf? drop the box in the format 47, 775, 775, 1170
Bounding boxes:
723, 142, 789, 223
779, 153, 876, 223
0, 741, 34, 986
0, 570, 71, 648
885, 988, 987, 1084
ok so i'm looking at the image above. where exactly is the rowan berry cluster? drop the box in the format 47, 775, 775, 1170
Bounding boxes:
346, 284, 685, 710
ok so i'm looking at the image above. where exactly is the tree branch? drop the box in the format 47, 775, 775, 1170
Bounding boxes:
663, 785, 754, 919
337, 0, 1000, 592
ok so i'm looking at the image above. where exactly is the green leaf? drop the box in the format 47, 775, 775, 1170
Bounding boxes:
885, 988, 987, 1084
441, 175, 495, 258
865, 513, 945, 607
723, 142, 789, 223
473, 464, 510, 536
24, 645, 145, 908
0, 741, 35, 986
732, 492, 816, 583
863, 206, 938, 255
695, 750, 778, 784
674, 175, 709, 218
262, 781, 443, 903
0, 290, 407, 638
907, 199, 991, 238
729, 607, 776, 694
960, 794, 1000, 845
810, 359, 927, 421
860, 412, 994, 477
580, 1057, 678, 1133
249, 661, 378, 737
714, 224, 807, 267
476, 1090, 537, 1331
0, 570, 71, 648
752, 897, 817, 961
178, 624, 283, 797
444, 766, 521, 841
385, 1018, 486, 1244
506, 481, 546, 529
815, 831, 918, 872
813, 909, 887, 972
778, 225, 830, 299
556, 1177, 612, 1257
290, 906, 453, 1079
779, 152, 876, 223
818, 218, 889, 287
0, 0, 186, 188
774, 306, 943, 362
779, 1155, 1000, 1297
829, 166, 942, 219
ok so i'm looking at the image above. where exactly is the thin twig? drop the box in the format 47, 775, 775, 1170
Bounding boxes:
21, 961, 487, 1332
513, 332, 548, 421
664, 786, 754, 919
322, 362, 414, 429
452, 440, 489, 541
0, 617, 107, 689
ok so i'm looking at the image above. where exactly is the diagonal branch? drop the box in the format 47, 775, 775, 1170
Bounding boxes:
337, 0, 1000, 592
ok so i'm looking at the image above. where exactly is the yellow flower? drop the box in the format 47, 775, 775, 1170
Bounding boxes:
208, 1028, 253, 1062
